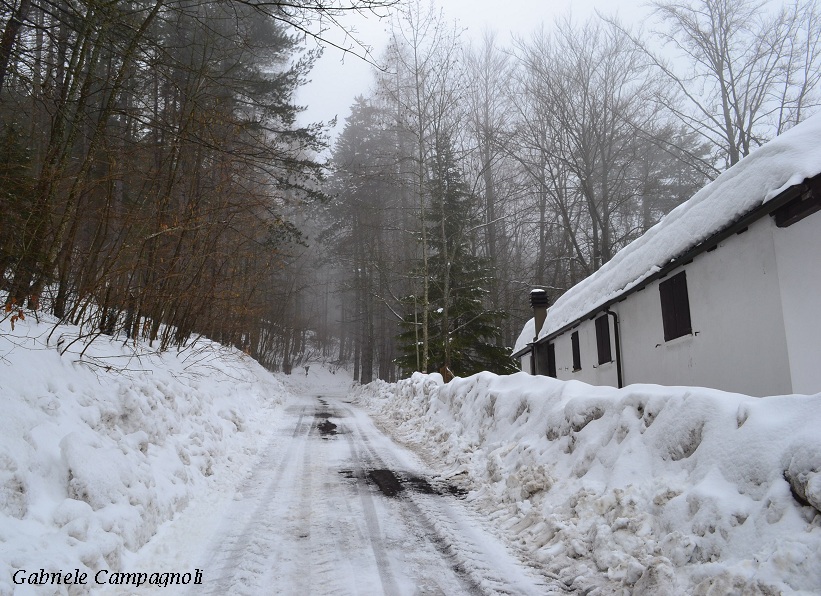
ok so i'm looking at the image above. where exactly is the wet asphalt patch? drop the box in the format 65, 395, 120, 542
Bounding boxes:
317, 419, 338, 436
315, 410, 340, 437
369, 469, 404, 496
339, 468, 467, 499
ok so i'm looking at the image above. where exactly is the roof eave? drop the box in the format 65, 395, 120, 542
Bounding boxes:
532, 176, 816, 347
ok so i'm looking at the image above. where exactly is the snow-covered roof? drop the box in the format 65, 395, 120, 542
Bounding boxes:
515, 113, 821, 354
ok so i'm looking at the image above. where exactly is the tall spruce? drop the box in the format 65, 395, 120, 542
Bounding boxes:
324, 97, 408, 381
397, 137, 515, 378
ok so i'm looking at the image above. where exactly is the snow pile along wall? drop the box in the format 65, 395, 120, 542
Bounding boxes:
357, 372, 821, 594
0, 313, 286, 595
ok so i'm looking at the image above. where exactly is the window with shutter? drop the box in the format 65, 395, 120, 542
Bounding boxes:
595, 315, 612, 364
547, 343, 556, 377
535, 343, 552, 376
659, 271, 692, 341
571, 331, 581, 371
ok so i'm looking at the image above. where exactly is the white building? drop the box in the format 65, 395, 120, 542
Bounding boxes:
513, 115, 821, 397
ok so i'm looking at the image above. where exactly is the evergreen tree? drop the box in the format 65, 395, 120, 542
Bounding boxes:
324, 97, 409, 381
0, 125, 34, 291
397, 137, 515, 378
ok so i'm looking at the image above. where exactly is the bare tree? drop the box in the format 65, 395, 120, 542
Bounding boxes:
1, 0, 329, 362
463, 31, 520, 346
608, 0, 821, 169
512, 19, 658, 274
377, 0, 464, 373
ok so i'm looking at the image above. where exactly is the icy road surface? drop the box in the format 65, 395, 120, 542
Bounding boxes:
106, 389, 561, 595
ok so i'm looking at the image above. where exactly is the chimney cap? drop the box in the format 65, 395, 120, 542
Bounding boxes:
530, 288, 550, 309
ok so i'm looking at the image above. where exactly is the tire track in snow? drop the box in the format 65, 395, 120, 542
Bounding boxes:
343, 411, 487, 595
313, 434, 376, 595
341, 427, 403, 595
306, 395, 380, 595
194, 406, 312, 595
339, 401, 562, 596
289, 410, 315, 595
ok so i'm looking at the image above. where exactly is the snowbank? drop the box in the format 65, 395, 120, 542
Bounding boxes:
355, 373, 821, 594
0, 312, 286, 595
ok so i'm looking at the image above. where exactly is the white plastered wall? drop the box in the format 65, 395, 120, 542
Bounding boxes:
617, 216, 792, 396
550, 318, 619, 387
772, 209, 821, 395
546, 215, 796, 396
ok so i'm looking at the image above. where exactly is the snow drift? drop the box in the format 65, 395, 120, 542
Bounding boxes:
0, 312, 286, 595
356, 372, 821, 594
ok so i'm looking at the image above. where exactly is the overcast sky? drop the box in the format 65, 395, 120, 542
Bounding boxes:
296, 0, 652, 148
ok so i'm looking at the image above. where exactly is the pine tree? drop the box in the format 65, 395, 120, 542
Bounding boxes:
324, 97, 408, 381
397, 137, 515, 378
0, 125, 34, 291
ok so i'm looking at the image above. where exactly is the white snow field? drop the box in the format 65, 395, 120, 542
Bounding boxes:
0, 316, 549, 595
2, 310, 820, 594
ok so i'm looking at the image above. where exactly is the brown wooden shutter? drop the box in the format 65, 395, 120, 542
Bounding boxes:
659, 271, 692, 341
673, 272, 692, 337
571, 331, 581, 371
596, 315, 612, 364
547, 343, 556, 377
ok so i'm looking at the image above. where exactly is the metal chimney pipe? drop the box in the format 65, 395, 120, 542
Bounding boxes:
530, 289, 550, 340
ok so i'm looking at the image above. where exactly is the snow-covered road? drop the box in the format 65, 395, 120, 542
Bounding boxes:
109, 388, 560, 595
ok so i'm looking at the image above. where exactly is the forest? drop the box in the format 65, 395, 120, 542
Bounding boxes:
323, 0, 821, 381
2, 0, 820, 381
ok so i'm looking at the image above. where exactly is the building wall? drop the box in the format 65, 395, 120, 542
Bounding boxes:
550, 319, 619, 388
619, 215, 791, 396
542, 215, 796, 397
773, 209, 821, 395
519, 351, 533, 375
